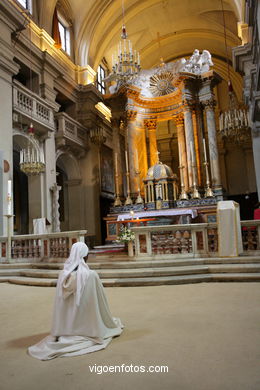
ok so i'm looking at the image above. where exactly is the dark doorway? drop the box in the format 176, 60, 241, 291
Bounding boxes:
13, 150, 29, 234
100, 196, 114, 244
228, 192, 259, 220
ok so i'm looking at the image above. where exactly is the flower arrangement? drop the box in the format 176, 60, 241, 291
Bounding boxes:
116, 226, 135, 243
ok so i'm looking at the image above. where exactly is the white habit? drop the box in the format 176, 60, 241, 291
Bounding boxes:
28, 242, 123, 360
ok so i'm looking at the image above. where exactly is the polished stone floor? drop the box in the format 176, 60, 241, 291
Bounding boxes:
0, 283, 259, 390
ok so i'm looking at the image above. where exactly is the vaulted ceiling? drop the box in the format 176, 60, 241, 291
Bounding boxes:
39, 0, 244, 92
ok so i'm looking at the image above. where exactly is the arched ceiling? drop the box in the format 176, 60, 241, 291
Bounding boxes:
39, 0, 244, 84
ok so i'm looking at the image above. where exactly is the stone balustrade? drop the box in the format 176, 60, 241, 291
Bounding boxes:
131, 220, 260, 259
13, 80, 55, 131
55, 112, 88, 148
0, 230, 87, 263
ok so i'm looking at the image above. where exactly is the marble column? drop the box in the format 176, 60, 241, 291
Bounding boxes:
144, 119, 158, 167
183, 103, 197, 188
50, 183, 61, 232
204, 100, 222, 190
127, 110, 138, 196
175, 114, 189, 191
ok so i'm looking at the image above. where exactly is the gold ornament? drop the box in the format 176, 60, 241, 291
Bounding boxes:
149, 72, 176, 96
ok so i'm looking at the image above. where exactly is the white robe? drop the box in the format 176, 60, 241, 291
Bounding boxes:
28, 270, 123, 360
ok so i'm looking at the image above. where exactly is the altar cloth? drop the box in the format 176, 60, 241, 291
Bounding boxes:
117, 208, 198, 221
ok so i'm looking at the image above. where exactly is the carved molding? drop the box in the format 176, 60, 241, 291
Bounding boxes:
144, 119, 157, 130
126, 110, 137, 122
202, 99, 217, 110
174, 114, 184, 126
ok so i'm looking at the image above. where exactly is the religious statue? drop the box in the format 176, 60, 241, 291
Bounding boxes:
180, 49, 214, 75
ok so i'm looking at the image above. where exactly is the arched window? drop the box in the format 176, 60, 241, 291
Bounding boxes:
96, 65, 106, 94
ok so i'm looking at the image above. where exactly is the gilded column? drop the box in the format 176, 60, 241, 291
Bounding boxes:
175, 114, 189, 191
127, 110, 138, 195
204, 100, 222, 190
183, 103, 197, 188
144, 119, 158, 167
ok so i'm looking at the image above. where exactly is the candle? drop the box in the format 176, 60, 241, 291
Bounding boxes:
138, 53, 140, 65
203, 138, 207, 163
125, 150, 129, 172
7, 180, 12, 216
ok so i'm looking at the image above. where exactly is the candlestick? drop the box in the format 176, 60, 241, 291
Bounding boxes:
7, 180, 12, 216
178, 165, 189, 200
190, 141, 194, 164
113, 152, 122, 206
203, 138, 207, 163
125, 150, 129, 172
135, 168, 144, 204
203, 161, 214, 198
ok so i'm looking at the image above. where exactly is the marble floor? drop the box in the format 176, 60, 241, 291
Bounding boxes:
0, 283, 259, 390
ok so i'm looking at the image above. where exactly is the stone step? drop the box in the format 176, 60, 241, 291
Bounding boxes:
0, 263, 32, 269
0, 269, 29, 277
29, 256, 260, 270
18, 263, 260, 280
5, 273, 260, 287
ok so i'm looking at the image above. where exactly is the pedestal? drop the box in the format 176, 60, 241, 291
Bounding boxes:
128, 241, 134, 257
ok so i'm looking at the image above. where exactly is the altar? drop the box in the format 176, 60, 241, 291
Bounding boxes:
104, 205, 217, 242
103, 49, 223, 244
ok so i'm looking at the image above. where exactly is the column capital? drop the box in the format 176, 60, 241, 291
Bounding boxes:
126, 110, 137, 122
174, 114, 184, 126
182, 99, 195, 112
202, 99, 217, 110
144, 119, 157, 130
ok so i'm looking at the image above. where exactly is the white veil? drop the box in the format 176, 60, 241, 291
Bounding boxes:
57, 242, 90, 306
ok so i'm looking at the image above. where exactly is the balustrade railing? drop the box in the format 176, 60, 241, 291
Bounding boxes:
55, 112, 88, 148
0, 230, 87, 263
132, 220, 260, 259
13, 80, 55, 131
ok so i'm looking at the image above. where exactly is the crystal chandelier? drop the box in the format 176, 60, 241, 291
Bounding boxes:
90, 126, 106, 146
20, 123, 45, 175
218, 0, 250, 144
19, 13, 45, 176
219, 81, 250, 143
110, 1, 141, 83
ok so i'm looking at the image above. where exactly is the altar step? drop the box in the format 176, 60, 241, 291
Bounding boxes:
2, 273, 260, 288
0, 256, 260, 287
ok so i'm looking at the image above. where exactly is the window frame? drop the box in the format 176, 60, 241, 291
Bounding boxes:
96, 65, 106, 94
16, 0, 32, 12
58, 17, 71, 56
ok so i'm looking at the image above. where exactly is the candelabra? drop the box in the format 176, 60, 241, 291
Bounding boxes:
191, 163, 201, 199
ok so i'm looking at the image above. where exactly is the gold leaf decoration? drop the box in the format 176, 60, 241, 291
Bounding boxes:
149, 72, 175, 96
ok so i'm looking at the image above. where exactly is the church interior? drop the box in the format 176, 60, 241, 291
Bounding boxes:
0, 0, 260, 388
